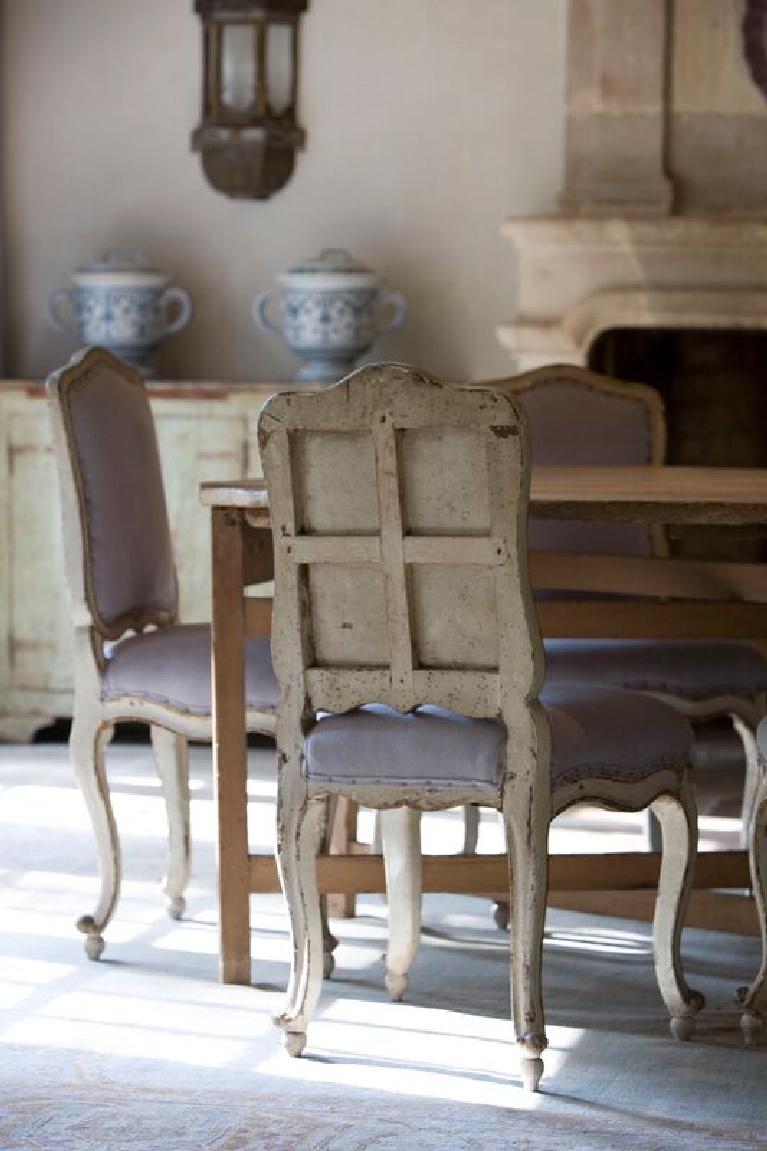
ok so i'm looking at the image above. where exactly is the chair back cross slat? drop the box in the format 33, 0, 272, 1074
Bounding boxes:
259, 364, 543, 720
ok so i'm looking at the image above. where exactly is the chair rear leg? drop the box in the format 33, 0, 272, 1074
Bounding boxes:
70, 714, 117, 960
273, 780, 325, 1057
650, 779, 705, 1041
732, 714, 759, 849
150, 725, 191, 920
737, 776, 767, 1043
504, 799, 548, 1092
381, 806, 422, 1001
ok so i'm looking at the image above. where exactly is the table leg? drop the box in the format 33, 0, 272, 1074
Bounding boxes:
212, 507, 251, 985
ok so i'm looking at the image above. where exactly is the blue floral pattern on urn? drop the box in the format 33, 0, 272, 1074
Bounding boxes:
47, 252, 193, 377
254, 248, 407, 381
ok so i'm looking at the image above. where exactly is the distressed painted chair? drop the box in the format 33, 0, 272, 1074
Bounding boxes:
496, 365, 767, 845
738, 713, 767, 1042
259, 363, 703, 1091
47, 346, 279, 962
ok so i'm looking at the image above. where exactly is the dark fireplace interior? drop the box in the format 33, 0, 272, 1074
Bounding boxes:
589, 327, 767, 562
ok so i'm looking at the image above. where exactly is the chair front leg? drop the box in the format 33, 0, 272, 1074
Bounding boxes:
150, 725, 191, 921
380, 806, 422, 1001
649, 779, 705, 1041
273, 773, 325, 1057
504, 793, 549, 1093
70, 713, 117, 960
737, 773, 767, 1043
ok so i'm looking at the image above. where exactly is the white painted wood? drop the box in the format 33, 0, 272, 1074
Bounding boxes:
261, 363, 550, 1089
380, 806, 422, 1001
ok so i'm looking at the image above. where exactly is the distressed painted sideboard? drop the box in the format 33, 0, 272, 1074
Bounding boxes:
0, 379, 286, 740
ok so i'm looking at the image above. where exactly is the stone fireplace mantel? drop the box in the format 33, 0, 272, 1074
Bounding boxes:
498, 216, 767, 371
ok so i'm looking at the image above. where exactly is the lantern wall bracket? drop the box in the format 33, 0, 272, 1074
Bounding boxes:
192, 0, 308, 201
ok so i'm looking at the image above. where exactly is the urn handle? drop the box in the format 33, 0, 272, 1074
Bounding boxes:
376, 290, 407, 335
160, 286, 193, 337
253, 291, 283, 337
46, 289, 76, 335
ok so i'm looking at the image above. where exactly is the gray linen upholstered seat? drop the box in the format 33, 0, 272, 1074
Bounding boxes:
544, 639, 767, 701
502, 366, 767, 840
47, 346, 278, 964
304, 685, 692, 791
261, 363, 703, 1093
103, 626, 278, 715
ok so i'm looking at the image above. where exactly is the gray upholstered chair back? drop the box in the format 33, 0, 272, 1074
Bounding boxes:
259, 364, 543, 720
51, 348, 178, 637
502, 367, 666, 558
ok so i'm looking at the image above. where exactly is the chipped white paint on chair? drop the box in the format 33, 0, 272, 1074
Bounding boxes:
259, 363, 702, 1091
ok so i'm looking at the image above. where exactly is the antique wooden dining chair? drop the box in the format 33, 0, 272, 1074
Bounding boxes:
496, 365, 767, 844
739, 713, 767, 1043
259, 362, 703, 1091
47, 346, 279, 962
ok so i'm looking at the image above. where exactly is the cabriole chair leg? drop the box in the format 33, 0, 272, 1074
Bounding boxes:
650, 787, 705, 1041
273, 781, 325, 1057
150, 725, 191, 921
71, 716, 118, 960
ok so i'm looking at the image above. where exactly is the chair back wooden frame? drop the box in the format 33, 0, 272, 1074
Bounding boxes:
260, 363, 551, 1085
478, 363, 668, 558
260, 363, 549, 809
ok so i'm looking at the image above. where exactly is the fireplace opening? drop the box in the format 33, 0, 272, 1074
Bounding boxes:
588, 327, 767, 562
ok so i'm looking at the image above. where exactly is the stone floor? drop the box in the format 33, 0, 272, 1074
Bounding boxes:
0, 738, 765, 1149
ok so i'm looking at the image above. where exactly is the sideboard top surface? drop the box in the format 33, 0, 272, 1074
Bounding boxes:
0, 379, 316, 400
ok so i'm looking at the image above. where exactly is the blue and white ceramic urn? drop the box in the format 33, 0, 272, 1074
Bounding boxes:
253, 248, 407, 381
47, 252, 193, 376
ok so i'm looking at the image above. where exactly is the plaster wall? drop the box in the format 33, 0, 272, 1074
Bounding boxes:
2, 0, 567, 383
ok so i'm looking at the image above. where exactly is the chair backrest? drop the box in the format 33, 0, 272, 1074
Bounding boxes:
482, 365, 667, 558
47, 346, 178, 640
259, 364, 543, 726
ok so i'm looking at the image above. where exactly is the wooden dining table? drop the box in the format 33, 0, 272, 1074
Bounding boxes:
201, 465, 767, 985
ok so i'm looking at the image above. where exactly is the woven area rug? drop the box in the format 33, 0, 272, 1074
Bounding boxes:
2, 1081, 762, 1151
1, 742, 766, 1150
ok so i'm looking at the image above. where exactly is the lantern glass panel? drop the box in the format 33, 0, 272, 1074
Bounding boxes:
222, 23, 257, 113
267, 22, 293, 115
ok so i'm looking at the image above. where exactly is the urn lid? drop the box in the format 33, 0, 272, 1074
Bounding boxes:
278, 248, 379, 290
72, 250, 167, 287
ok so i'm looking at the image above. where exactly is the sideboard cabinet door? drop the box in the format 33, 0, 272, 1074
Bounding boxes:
0, 402, 73, 738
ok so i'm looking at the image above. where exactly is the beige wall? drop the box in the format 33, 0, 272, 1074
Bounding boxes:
2, 0, 567, 383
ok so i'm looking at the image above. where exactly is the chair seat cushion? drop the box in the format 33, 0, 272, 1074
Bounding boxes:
544, 639, 767, 700
302, 684, 692, 791
102, 623, 279, 716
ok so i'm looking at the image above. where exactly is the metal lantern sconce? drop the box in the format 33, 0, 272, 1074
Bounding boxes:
192, 0, 307, 200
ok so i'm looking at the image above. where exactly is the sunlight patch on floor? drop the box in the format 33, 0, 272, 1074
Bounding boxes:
1, 1014, 250, 1067
255, 1012, 583, 1109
